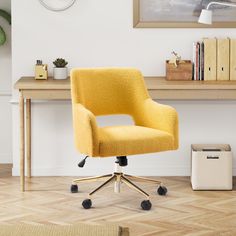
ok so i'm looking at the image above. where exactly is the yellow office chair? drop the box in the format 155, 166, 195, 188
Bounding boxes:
70, 68, 178, 210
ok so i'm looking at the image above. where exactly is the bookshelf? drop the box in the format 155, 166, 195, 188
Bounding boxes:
145, 77, 236, 100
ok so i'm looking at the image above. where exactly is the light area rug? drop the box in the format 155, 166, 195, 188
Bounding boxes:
0, 224, 129, 236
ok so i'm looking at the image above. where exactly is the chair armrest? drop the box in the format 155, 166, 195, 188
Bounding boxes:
72, 103, 99, 156
135, 99, 179, 149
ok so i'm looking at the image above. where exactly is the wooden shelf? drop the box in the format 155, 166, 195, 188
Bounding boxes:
15, 76, 236, 100
145, 77, 236, 100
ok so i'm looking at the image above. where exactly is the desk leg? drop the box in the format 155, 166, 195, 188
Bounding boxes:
26, 99, 31, 178
20, 93, 25, 191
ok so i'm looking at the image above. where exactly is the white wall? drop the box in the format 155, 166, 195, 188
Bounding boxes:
0, 0, 12, 164
12, 0, 236, 176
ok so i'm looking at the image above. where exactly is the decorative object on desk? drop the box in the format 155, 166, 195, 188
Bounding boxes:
0, 9, 11, 46
198, 1, 236, 25
169, 51, 181, 68
38, 0, 76, 12
35, 60, 48, 80
166, 52, 192, 81
133, 0, 236, 28
53, 58, 68, 80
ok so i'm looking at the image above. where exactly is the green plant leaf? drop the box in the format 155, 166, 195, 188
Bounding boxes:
0, 26, 6, 46
53, 58, 68, 68
0, 9, 11, 25
0, 9, 11, 46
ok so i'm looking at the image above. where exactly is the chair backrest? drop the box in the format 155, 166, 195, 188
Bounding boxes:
70, 68, 150, 116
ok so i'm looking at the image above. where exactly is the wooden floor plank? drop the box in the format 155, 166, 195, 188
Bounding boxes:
0, 168, 236, 236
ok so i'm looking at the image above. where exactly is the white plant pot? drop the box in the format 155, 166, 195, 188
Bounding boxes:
53, 67, 68, 80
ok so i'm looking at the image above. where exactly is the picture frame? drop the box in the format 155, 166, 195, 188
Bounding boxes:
133, 0, 236, 28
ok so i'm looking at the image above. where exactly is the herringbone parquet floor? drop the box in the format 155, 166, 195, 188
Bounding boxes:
0, 165, 236, 236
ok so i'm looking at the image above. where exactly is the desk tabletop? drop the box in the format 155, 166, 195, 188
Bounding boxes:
14, 76, 236, 91
14, 77, 71, 90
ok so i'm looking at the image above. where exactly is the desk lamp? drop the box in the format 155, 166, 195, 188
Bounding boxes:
198, 1, 236, 24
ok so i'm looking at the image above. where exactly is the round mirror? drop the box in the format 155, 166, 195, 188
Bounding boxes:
39, 0, 76, 12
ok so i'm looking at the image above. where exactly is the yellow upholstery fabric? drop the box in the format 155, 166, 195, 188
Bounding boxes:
71, 68, 179, 157
99, 126, 174, 157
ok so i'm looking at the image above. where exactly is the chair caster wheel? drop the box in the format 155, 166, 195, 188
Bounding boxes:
157, 186, 167, 196
82, 199, 92, 209
70, 184, 78, 193
141, 200, 152, 210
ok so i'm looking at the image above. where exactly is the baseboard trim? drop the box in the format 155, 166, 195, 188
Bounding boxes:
0, 154, 12, 164
0, 90, 11, 96
12, 166, 236, 177
0, 163, 13, 168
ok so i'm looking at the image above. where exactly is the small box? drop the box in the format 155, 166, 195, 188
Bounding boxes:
166, 60, 193, 81
35, 64, 48, 80
191, 144, 232, 190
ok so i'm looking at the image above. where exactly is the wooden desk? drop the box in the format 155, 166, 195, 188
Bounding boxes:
14, 76, 236, 191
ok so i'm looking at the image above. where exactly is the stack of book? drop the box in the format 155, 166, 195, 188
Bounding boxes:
193, 38, 236, 81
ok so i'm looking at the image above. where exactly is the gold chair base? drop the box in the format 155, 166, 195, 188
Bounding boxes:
72, 172, 162, 200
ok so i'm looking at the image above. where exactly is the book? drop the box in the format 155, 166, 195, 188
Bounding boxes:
196, 42, 200, 80
200, 42, 204, 81
217, 38, 230, 81
230, 39, 236, 80
193, 42, 200, 80
203, 38, 217, 81
193, 41, 205, 81
192, 42, 197, 80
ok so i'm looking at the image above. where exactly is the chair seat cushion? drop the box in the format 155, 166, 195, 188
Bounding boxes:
98, 125, 174, 157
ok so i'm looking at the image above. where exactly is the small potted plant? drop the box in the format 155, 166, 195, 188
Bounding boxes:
53, 58, 68, 80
